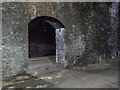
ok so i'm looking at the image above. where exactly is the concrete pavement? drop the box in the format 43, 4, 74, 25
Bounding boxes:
2, 57, 118, 88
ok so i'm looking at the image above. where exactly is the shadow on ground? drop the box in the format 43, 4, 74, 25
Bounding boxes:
2, 73, 53, 89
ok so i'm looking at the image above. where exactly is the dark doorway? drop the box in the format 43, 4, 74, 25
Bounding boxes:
29, 20, 56, 57
28, 16, 66, 66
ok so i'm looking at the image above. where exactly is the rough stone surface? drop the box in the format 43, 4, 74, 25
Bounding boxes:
2, 3, 29, 80
0, 2, 2, 90
2, 2, 120, 80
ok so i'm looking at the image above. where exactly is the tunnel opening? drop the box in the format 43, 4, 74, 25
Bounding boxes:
28, 16, 66, 66
29, 20, 56, 57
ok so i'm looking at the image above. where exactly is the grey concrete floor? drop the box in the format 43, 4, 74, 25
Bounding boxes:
2, 56, 118, 89
27, 57, 118, 88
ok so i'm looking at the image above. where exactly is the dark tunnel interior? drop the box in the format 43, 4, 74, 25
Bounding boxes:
28, 20, 56, 58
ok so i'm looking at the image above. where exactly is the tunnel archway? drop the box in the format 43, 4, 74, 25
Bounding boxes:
28, 16, 66, 67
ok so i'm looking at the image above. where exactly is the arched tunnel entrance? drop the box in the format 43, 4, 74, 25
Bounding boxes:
28, 16, 66, 67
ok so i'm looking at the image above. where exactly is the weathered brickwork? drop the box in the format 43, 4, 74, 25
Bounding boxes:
2, 2, 119, 80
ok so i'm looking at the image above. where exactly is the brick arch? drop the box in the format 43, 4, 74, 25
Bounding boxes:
28, 16, 65, 29
28, 16, 67, 67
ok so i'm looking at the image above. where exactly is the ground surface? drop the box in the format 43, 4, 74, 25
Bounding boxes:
2, 56, 118, 89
